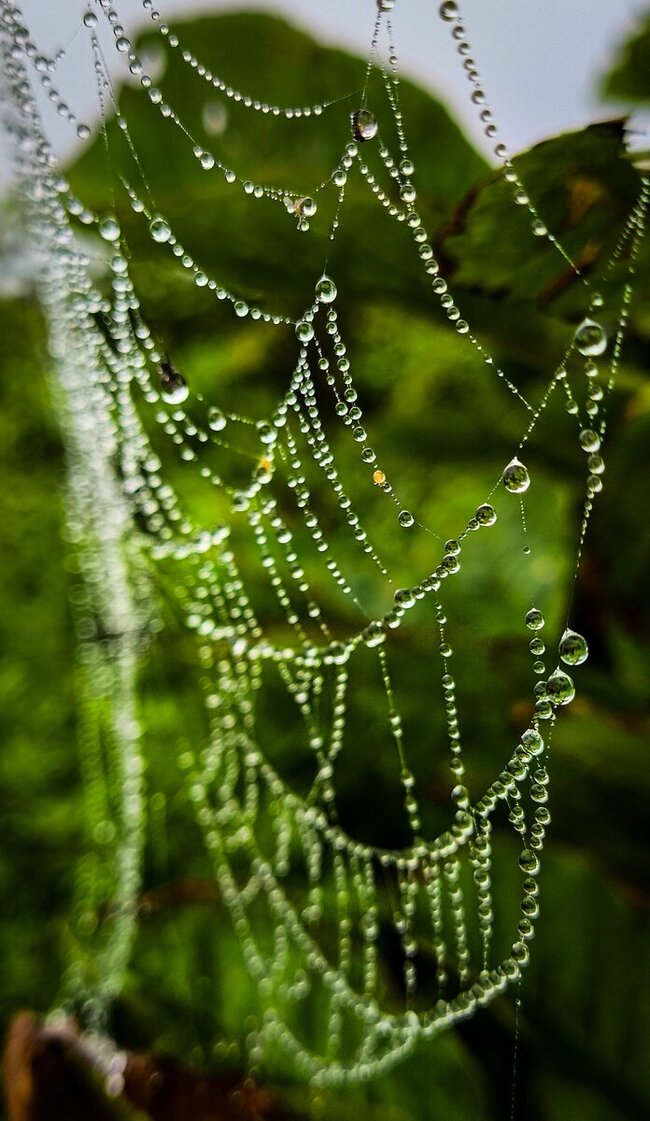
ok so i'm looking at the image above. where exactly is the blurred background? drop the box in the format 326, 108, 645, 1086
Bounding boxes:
1, 2, 650, 1118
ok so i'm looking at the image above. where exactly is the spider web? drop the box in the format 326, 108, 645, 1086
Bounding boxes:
0, 0, 647, 1086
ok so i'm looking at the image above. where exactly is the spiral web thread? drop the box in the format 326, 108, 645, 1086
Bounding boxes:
0, 0, 647, 1086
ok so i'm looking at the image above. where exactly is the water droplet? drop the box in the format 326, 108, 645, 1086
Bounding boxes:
394, 588, 416, 609
296, 320, 314, 343
475, 503, 496, 526
332, 168, 347, 187
256, 421, 277, 445
521, 895, 539, 918
76, 123, 90, 140
529, 637, 545, 656
315, 274, 337, 303
439, 0, 458, 19
518, 848, 540, 875
83, 10, 97, 27
327, 642, 350, 666
208, 407, 227, 432
558, 628, 588, 666
362, 621, 386, 647
149, 215, 171, 243
574, 318, 607, 357
503, 457, 530, 494
400, 183, 416, 204
158, 359, 188, 404
525, 608, 545, 631
116, 35, 131, 53
377, 0, 395, 10
98, 215, 120, 242
398, 510, 414, 528
521, 729, 544, 756
351, 108, 378, 142
234, 300, 249, 318
296, 196, 317, 218
199, 150, 215, 170
587, 452, 605, 475
546, 668, 575, 706
579, 428, 600, 452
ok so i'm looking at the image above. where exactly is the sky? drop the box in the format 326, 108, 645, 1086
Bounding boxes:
13, 0, 645, 162
5, 0, 650, 178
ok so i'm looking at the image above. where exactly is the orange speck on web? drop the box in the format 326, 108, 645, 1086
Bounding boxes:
259, 456, 272, 472
373, 470, 386, 485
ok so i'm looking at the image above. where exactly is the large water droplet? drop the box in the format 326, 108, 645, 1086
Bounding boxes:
521, 729, 544, 756
351, 108, 378, 142
546, 668, 575, 706
98, 215, 120, 242
315, 274, 337, 303
328, 642, 350, 666
158, 359, 189, 404
394, 588, 415, 609
296, 320, 314, 343
362, 621, 386, 647
579, 428, 600, 452
83, 10, 98, 27
206, 407, 227, 434
296, 196, 317, 218
503, 457, 530, 494
398, 510, 414, 528
525, 608, 545, 631
558, 628, 588, 666
149, 215, 171, 243
574, 318, 607, 357
475, 503, 496, 526
439, 0, 459, 18
256, 420, 277, 445
518, 848, 540, 875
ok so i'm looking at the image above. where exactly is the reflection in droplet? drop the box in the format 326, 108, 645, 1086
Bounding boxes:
208, 407, 227, 432
256, 421, 277, 445
98, 215, 120, 242
558, 628, 588, 666
475, 503, 496, 526
350, 108, 378, 142
574, 318, 607, 357
525, 608, 545, 631
579, 429, 600, 452
503, 457, 530, 493
149, 215, 171, 243
546, 668, 576, 706
315, 275, 337, 303
158, 359, 189, 404
362, 621, 386, 647
439, 1, 459, 19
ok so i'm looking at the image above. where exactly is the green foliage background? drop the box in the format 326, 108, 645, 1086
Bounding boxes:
1, 10, 649, 1119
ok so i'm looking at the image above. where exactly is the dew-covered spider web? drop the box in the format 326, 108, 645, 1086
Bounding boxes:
1, 0, 647, 1087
